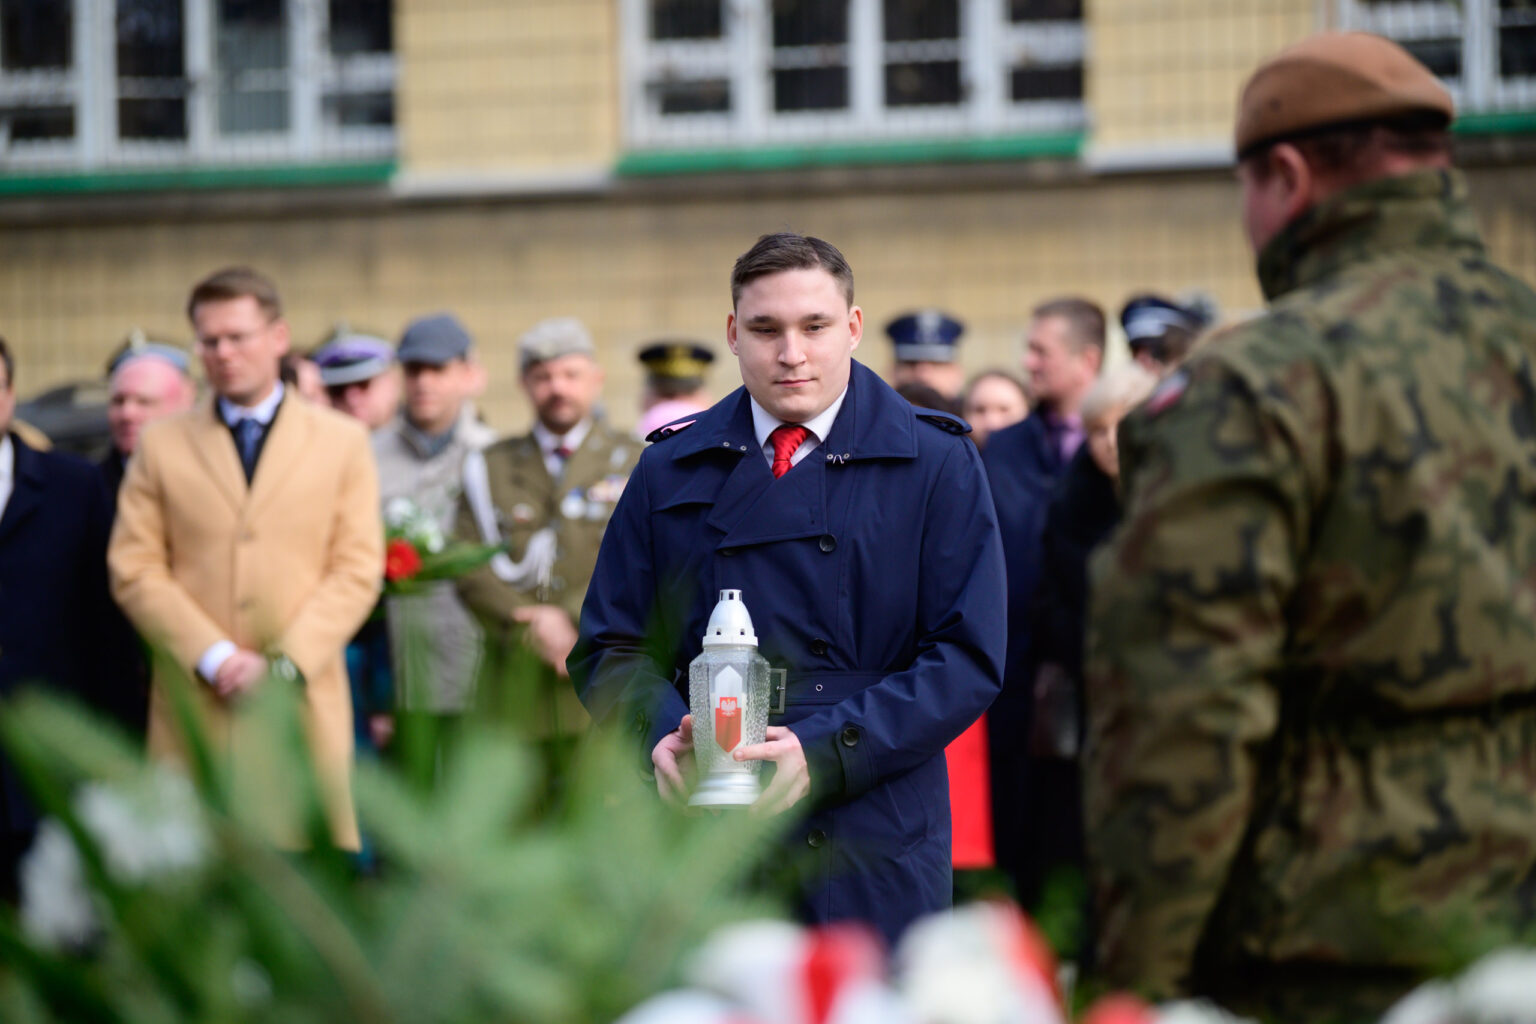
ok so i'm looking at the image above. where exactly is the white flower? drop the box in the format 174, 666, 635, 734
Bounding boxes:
1380, 981, 1459, 1024
419, 521, 446, 554
1456, 949, 1536, 1022
18, 769, 208, 952
75, 770, 208, 883
19, 821, 98, 950
384, 496, 418, 530
896, 903, 1065, 1024
1155, 1002, 1260, 1024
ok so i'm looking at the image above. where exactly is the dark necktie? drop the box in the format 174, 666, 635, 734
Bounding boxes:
769, 424, 810, 479
553, 445, 573, 460
235, 417, 263, 483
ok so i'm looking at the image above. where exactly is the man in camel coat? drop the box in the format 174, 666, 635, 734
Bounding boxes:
110, 267, 382, 848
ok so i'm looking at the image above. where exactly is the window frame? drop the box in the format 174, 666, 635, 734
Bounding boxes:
620, 0, 1086, 152
0, 0, 395, 171
1341, 0, 1536, 114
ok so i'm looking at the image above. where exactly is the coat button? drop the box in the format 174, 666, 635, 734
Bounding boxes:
819, 535, 836, 553
840, 726, 860, 748
634, 711, 649, 736
810, 637, 828, 656
720, 547, 737, 557
806, 829, 827, 848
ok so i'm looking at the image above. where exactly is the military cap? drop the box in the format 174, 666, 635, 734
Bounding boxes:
106, 329, 191, 376
313, 333, 395, 386
638, 340, 714, 387
519, 317, 595, 372
398, 312, 473, 366
886, 310, 964, 363
1120, 294, 1207, 347
1235, 32, 1454, 160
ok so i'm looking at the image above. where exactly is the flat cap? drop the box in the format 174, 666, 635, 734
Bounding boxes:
398, 313, 473, 366
1235, 32, 1453, 159
313, 333, 395, 386
519, 317, 595, 372
886, 310, 964, 363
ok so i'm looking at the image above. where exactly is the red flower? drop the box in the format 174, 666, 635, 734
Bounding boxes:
384, 537, 423, 582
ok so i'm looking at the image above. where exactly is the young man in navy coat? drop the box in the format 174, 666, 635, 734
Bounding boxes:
571, 233, 1006, 946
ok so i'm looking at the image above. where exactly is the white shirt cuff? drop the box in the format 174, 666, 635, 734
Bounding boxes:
197, 641, 238, 684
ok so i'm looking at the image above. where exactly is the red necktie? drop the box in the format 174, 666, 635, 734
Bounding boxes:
769, 424, 810, 479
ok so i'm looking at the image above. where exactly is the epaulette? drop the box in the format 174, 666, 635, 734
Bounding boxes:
914, 409, 971, 435
644, 418, 698, 443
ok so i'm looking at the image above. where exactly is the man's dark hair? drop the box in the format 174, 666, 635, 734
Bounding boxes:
1243, 111, 1452, 185
731, 233, 854, 308
0, 334, 12, 391
1033, 297, 1106, 353
187, 266, 284, 322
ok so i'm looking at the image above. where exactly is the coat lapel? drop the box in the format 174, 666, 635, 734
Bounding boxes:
245, 398, 313, 520
0, 437, 44, 545
186, 403, 247, 514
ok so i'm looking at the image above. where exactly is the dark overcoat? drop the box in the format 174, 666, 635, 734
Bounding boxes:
571, 361, 1006, 946
979, 412, 1072, 901
0, 436, 124, 837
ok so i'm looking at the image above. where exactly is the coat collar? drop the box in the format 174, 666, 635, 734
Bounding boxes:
666, 360, 919, 464
1255, 168, 1485, 303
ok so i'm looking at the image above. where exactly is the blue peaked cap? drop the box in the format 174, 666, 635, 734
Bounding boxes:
885, 310, 964, 363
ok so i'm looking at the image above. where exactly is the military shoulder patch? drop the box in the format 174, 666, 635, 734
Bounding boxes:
1144, 370, 1189, 417
644, 418, 698, 443
915, 409, 971, 435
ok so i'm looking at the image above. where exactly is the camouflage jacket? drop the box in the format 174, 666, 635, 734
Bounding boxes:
1084, 169, 1536, 1015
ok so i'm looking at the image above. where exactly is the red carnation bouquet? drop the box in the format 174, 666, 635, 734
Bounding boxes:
381, 497, 501, 596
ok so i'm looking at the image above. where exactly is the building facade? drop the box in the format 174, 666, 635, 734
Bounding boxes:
2, 0, 1533, 431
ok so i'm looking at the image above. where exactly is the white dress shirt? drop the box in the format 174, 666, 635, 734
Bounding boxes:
532, 417, 592, 478
748, 386, 849, 471
199, 383, 286, 683
217, 380, 285, 429
0, 434, 14, 524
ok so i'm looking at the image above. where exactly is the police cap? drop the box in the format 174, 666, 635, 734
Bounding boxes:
886, 310, 964, 363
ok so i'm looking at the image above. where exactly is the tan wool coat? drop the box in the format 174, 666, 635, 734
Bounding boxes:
109, 397, 383, 849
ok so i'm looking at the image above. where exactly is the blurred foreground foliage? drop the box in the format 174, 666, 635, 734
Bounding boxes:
0, 673, 786, 1024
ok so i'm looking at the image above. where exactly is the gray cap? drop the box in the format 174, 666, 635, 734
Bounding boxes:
518, 317, 595, 372
313, 334, 395, 386
398, 313, 473, 366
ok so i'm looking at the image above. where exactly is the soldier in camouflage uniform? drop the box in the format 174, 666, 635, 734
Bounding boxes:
456, 318, 639, 756
1084, 33, 1536, 1020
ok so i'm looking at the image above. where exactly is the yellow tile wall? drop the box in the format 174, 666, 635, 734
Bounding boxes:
6, 165, 1534, 436
396, 0, 618, 175
1089, 0, 1320, 152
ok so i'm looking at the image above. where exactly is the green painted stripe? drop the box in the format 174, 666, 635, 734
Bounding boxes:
0, 160, 396, 197
1453, 110, 1536, 135
615, 132, 1084, 176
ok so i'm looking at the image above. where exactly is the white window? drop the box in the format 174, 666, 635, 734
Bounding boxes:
0, 0, 394, 171
621, 0, 1085, 150
1341, 0, 1536, 114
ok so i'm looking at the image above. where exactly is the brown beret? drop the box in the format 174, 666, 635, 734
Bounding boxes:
1235, 32, 1454, 159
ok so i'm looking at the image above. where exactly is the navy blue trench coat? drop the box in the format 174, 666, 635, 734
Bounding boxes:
571, 361, 1006, 946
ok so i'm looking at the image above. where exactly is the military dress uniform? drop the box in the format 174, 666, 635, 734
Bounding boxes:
1085, 167, 1536, 1017
456, 416, 639, 739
